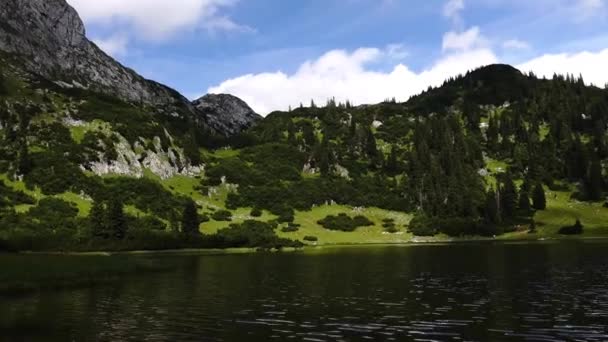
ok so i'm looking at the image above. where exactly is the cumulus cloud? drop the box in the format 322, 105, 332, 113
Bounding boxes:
516, 49, 608, 87
503, 39, 530, 50
443, 0, 465, 25
66, 0, 250, 41
208, 47, 499, 114
442, 27, 487, 52
93, 34, 129, 57
209, 41, 608, 115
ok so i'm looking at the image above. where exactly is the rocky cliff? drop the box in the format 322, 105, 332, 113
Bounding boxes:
194, 94, 262, 135
0, 0, 260, 136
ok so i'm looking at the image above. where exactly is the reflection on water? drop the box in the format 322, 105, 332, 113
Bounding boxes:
2, 241, 608, 341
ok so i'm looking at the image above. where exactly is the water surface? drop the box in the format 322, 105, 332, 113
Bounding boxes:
2, 241, 608, 341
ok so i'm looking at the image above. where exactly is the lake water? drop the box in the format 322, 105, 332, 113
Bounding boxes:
2, 241, 608, 341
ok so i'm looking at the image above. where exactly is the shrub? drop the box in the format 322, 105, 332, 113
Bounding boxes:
303, 236, 318, 242
250, 207, 263, 217
408, 213, 437, 237
382, 218, 399, 233
559, 219, 583, 235
276, 207, 295, 223
317, 213, 373, 232
212, 210, 232, 221
281, 223, 300, 233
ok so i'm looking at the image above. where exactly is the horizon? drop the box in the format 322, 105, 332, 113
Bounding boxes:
65, 0, 608, 115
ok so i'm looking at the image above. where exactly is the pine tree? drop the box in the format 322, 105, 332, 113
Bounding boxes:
385, 145, 399, 176
532, 183, 546, 210
484, 189, 500, 224
501, 173, 518, 219
518, 190, 531, 212
587, 155, 603, 201
181, 199, 200, 235
107, 199, 127, 240
89, 200, 107, 239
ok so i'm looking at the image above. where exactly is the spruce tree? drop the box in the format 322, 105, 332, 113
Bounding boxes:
532, 183, 546, 210
89, 200, 107, 239
501, 173, 518, 219
181, 199, 200, 235
484, 189, 500, 225
518, 190, 531, 212
587, 155, 603, 201
107, 199, 127, 240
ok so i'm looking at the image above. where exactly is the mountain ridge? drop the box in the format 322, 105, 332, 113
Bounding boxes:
0, 0, 261, 136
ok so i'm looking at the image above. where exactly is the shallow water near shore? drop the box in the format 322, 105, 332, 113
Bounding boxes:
2, 241, 608, 341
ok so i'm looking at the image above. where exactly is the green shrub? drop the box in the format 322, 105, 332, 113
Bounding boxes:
559, 219, 583, 235
212, 210, 232, 221
303, 236, 318, 242
250, 207, 263, 217
317, 213, 373, 232
281, 223, 300, 233
408, 213, 437, 237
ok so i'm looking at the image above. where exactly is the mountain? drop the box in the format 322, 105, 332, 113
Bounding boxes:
0, 0, 260, 136
1, 0, 607, 252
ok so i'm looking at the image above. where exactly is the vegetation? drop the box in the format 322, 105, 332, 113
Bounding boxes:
317, 213, 374, 232
1, 61, 607, 251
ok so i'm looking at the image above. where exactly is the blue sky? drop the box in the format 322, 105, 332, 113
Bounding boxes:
67, 0, 608, 114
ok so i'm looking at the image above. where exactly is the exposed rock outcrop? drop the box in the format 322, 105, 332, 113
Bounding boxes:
193, 94, 262, 136
0, 0, 261, 136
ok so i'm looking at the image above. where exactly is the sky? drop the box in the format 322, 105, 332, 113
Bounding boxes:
66, 0, 608, 115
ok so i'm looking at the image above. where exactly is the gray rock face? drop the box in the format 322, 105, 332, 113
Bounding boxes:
193, 94, 262, 136
0, 0, 186, 107
0, 0, 261, 136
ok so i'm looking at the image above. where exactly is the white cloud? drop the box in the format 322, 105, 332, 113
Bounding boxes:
208, 41, 608, 115
66, 0, 250, 41
93, 34, 129, 57
208, 47, 499, 114
579, 0, 604, 10
517, 49, 608, 87
443, 0, 465, 24
442, 27, 487, 52
503, 39, 530, 50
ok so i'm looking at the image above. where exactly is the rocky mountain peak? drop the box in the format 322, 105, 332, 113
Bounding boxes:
193, 94, 262, 136
0, 0, 261, 136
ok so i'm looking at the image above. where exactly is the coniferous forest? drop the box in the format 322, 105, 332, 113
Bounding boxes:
1, 62, 607, 251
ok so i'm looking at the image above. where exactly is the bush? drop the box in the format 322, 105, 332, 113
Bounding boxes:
250, 207, 263, 217
407, 213, 437, 237
214, 220, 303, 249
317, 213, 373, 232
382, 218, 399, 233
276, 207, 295, 223
281, 223, 300, 233
211, 210, 232, 221
303, 236, 318, 242
559, 219, 584, 235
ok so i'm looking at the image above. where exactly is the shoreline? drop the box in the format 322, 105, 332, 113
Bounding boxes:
13, 234, 608, 257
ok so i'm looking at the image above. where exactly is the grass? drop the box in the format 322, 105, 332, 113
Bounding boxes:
0, 254, 172, 295
0, 174, 92, 216
500, 187, 608, 240
279, 205, 414, 245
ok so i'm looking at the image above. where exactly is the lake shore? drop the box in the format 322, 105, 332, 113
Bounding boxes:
15, 232, 608, 257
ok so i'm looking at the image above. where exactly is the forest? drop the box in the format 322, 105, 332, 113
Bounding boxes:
1, 63, 607, 251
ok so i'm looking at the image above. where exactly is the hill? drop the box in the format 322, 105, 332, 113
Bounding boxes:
0, 1, 607, 251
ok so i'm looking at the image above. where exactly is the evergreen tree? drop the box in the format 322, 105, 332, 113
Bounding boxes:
587, 155, 603, 201
384, 145, 399, 176
484, 189, 500, 225
107, 199, 127, 240
501, 173, 518, 219
17, 142, 31, 175
532, 183, 546, 210
518, 190, 531, 212
181, 199, 200, 235
89, 200, 107, 239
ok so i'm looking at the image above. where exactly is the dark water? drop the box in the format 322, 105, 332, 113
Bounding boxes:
2, 241, 608, 341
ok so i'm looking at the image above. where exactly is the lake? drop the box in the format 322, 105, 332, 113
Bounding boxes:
2, 241, 608, 341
